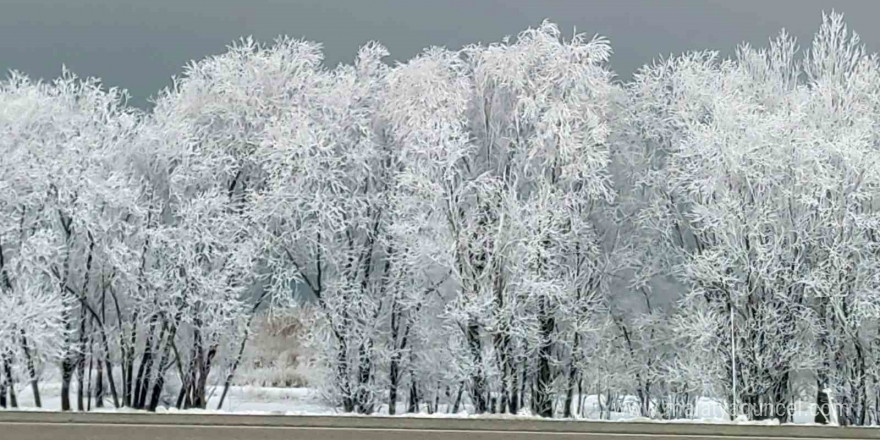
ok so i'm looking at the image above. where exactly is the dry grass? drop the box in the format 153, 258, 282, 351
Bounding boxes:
234, 310, 314, 388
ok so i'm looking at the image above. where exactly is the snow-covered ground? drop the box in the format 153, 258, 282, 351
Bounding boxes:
2, 383, 819, 424
7, 384, 331, 415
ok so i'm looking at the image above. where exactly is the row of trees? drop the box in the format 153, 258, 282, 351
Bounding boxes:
2, 13, 880, 424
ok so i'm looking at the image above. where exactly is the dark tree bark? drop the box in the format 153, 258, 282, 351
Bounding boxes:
19, 331, 41, 407
217, 291, 269, 410
466, 321, 488, 413
0, 355, 8, 408
132, 314, 160, 409
60, 347, 74, 411
535, 296, 555, 418
563, 332, 580, 418
86, 345, 94, 411
2, 358, 16, 408
139, 320, 169, 410
201, 345, 218, 407
407, 367, 419, 413
75, 316, 89, 411
354, 340, 375, 414
388, 352, 400, 415
816, 387, 833, 424
147, 326, 177, 412
451, 383, 464, 414
119, 309, 137, 407
95, 350, 104, 408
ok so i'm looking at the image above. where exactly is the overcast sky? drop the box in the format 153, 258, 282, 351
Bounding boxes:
1, 0, 877, 107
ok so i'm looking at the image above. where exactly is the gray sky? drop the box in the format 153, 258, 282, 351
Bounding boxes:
1, 0, 877, 107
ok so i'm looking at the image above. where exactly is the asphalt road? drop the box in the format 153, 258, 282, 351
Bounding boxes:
2, 411, 879, 440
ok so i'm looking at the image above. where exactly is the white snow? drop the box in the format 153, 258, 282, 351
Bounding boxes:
0, 384, 829, 425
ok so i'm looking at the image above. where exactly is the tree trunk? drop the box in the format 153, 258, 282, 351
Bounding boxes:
387, 299, 403, 416
102, 349, 119, 408
176, 381, 189, 410
60, 356, 74, 411
354, 340, 374, 414
86, 347, 94, 411
180, 351, 198, 409
407, 370, 419, 413
76, 325, 89, 411
0, 355, 8, 408
815, 298, 830, 423
20, 331, 41, 407
520, 358, 529, 413
451, 383, 464, 414
816, 387, 833, 424
87, 313, 119, 408
770, 371, 791, 423
494, 332, 511, 414
147, 330, 176, 412
95, 351, 104, 408
466, 321, 487, 413
432, 383, 440, 415
120, 311, 138, 407
509, 356, 520, 414
132, 314, 160, 409
388, 353, 400, 415
492, 270, 511, 414
216, 328, 252, 410
2, 359, 16, 408
535, 297, 555, 418
577, 378, 585, 417
563, 332, 581, 418
190, 327, 206, 408
0, 372, 5, 408
138, 320, 173, 411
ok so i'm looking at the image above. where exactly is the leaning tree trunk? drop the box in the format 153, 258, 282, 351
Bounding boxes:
216, 296, 268, 411
20, 330, 41, 407
147, 325, 177, 412
132, 314, 160, 409
2, 359, 17, 408
97, 331, 119, 408
451, 383, 464, 414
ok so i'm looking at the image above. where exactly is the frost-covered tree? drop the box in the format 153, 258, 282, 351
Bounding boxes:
459, 22, 619, 417
253, 41, 397, 414
625, 12, 880, 423
381, 22, 620, 417
380, 47, 470, 414
797, 13, 880, 425
0, 70, 139, 411
125, 37, 314, 410
5, 12, 880, 425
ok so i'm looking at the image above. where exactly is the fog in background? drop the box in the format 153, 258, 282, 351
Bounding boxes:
1, 0, 878, 107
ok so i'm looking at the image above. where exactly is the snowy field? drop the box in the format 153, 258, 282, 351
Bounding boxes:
2, 383, 819, 425
7, 384, 330, 415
